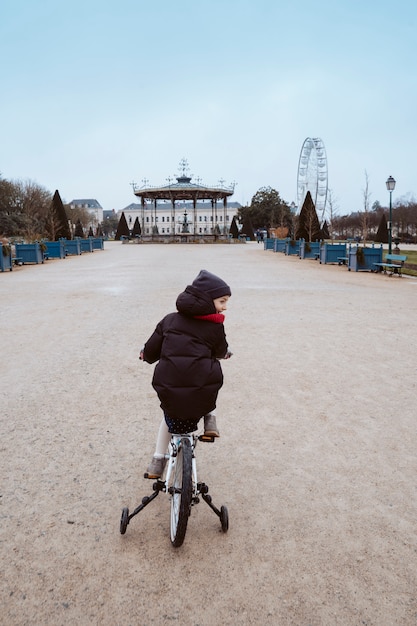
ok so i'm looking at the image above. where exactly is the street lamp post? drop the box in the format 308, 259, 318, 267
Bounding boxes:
385, 176, 396, 254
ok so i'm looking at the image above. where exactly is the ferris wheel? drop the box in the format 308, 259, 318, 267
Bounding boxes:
297, 137, 328, 224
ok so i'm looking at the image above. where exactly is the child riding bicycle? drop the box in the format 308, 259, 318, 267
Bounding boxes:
140, 269, 232, 478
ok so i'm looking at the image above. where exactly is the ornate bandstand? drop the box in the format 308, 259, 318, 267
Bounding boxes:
131, 159, 236, 240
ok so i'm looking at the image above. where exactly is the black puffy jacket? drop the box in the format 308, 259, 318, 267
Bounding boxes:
142, 285, 229, 420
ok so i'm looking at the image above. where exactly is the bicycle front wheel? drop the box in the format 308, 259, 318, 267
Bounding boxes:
170, 437, 193, 547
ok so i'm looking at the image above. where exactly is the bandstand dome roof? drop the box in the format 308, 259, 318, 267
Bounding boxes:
133, 172, 235, 202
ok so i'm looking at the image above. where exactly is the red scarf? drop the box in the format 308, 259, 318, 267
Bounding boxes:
194, 313, 225, 324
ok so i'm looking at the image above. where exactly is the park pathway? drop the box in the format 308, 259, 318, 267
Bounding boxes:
1, 241, 417, 625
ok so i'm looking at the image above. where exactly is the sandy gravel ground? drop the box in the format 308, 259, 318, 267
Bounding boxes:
1, 241, 417, 626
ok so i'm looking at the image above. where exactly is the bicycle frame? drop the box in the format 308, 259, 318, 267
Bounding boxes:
120, 429, 229, 545
165, 433, 198, 498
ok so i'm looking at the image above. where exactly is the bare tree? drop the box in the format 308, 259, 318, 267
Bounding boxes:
290, 210, 299, 241
13, 179, 52, 241
326, 189, 339, 240
68, 204, 91, 232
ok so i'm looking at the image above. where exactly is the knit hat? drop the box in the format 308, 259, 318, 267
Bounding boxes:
191, 269, 231, 299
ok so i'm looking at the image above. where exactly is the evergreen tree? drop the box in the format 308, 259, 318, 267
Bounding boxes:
241, 215, 255, 240
74, 219, 84, 238
115, 212, 130, 240
230, 216, 240, 239
296, 192, 321, 241
131, 216, 141, 237
87, 226, 94, 237
374, 213, 388, 243
320, 220, 330, 239
240, 186, 291, 230
52, 190, 72, 240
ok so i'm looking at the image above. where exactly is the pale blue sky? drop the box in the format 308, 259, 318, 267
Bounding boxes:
1, 0, 415, 217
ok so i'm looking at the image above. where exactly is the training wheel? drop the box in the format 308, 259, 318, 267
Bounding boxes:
220, 505, 229, 533
120, 507, 129, 534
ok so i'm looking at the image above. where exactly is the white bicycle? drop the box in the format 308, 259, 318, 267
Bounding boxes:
120, 431, 229, 548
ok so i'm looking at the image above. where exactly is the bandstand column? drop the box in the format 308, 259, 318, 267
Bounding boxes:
141, 197, 145, 235
193, 197, 197, 236
171, 199, 176, 238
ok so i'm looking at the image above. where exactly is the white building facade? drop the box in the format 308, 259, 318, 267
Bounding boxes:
119, 200, 241, 236
69, 199, 104, 226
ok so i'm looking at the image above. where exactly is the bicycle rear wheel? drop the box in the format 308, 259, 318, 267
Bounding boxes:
170, 437, 193, 547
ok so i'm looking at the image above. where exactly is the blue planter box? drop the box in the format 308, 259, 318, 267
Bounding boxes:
348, 245, 383, 272
0, 243, 13, 271
15, 243, 44, 264
319, 243, 347, 264
285, 240, 301, 256
299, 241, 321, 259
263, 238, 275, 250
79, 239, 93, 253
91, 237, 104, 250
44, 241, 66, 259
273, 238, 288, 252
64, 240, 81, 255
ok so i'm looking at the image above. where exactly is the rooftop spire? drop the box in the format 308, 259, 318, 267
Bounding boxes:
176, 157, 192, 183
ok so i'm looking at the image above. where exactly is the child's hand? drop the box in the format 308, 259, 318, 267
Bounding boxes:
139, 349, 144, 361
224, 350, 233, 359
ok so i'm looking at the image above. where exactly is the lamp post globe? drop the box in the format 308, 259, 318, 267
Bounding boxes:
385, 176, 396, 254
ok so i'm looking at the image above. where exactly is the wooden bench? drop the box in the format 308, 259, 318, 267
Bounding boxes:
337, 256, 348, 265
373, 254, 407, 277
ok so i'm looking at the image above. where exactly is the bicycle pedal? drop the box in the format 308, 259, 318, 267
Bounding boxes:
199, 434, 215, 443
144, 472, 161, 479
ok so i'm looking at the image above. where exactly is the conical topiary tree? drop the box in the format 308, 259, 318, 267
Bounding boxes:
320, 220, 330, 240
296, 191, 321, 241
241, 215, 255, 241
230, 216, 240, 239
374, 213, 388, 243
131, 216, 141, 237
115, 212, 130, 240
74, 219, 84, 238
87, 226, 94, 237
52, 190, 72, 240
